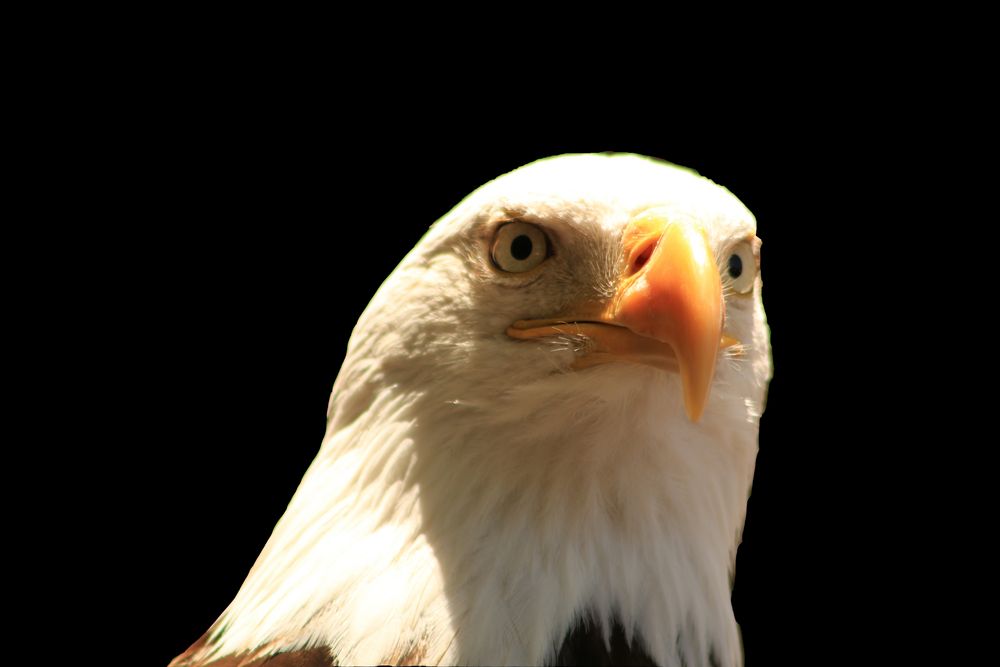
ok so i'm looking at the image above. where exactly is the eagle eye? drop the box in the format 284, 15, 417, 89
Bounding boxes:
726, 240, 757, 294
491, 222, 550, 273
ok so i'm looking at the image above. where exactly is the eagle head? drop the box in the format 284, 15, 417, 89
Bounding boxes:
173, 153, 772, 667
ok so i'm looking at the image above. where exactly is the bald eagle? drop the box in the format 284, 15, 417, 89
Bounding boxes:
171, 153, 772, 667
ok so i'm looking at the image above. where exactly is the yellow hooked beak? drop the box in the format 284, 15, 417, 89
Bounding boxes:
507, 209, 736, 422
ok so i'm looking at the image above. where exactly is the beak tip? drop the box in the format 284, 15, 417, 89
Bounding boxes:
683, 400, 705, 423
679, 353, 717, 424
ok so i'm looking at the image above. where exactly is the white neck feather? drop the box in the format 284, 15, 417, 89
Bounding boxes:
204, 359, 759, 667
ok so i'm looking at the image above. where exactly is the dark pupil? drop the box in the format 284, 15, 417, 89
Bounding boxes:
728, 253, 743, 279
510, 235, 533, 261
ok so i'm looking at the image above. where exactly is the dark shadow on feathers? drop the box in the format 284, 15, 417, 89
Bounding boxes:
549, 618, 658, 666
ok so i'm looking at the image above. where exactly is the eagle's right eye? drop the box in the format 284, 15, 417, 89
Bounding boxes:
491, 222, 550, 273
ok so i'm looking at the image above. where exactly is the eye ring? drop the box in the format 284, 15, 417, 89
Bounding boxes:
725, 241, 757, 294
491, 222, 550, 273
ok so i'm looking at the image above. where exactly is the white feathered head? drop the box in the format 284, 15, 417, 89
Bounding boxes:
174, 153, 772, 667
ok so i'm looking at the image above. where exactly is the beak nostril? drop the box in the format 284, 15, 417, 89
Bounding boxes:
632, 242, 656, 274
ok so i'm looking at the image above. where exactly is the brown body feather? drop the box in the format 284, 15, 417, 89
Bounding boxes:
169, 631, 334, 667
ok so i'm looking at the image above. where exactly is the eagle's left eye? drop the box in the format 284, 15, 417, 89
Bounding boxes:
491, 222, 550, 273
726, 241, 757, 294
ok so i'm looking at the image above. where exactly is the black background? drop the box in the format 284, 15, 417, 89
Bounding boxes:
95, 63, 895, 667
